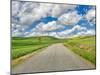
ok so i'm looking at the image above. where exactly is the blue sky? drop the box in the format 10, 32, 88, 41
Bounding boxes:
12, 1, 96, 38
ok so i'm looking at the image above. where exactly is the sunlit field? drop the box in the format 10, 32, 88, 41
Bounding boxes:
64, 36, 96, 64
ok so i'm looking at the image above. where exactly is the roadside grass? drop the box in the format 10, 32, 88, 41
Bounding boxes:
63, 36, 96, 64
12, 36, 59, 60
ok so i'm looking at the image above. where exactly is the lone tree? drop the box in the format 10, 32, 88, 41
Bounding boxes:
38, 36, 42, 43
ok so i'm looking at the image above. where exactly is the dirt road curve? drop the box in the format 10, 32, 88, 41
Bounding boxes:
12, 43, 95, 74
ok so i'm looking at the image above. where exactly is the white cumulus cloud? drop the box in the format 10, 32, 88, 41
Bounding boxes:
84, 8, 96, 26
58, 11, 82, 25
53, 25, 87, 38
31, 21, 65, 32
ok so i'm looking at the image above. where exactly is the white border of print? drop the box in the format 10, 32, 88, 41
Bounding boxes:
0, 0, 100, 75
23, 0, 96, 5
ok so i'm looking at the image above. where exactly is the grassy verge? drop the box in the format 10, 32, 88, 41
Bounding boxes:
12, 36, 59, 60
12, 44, 49, 59
64, 36, 96, 64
